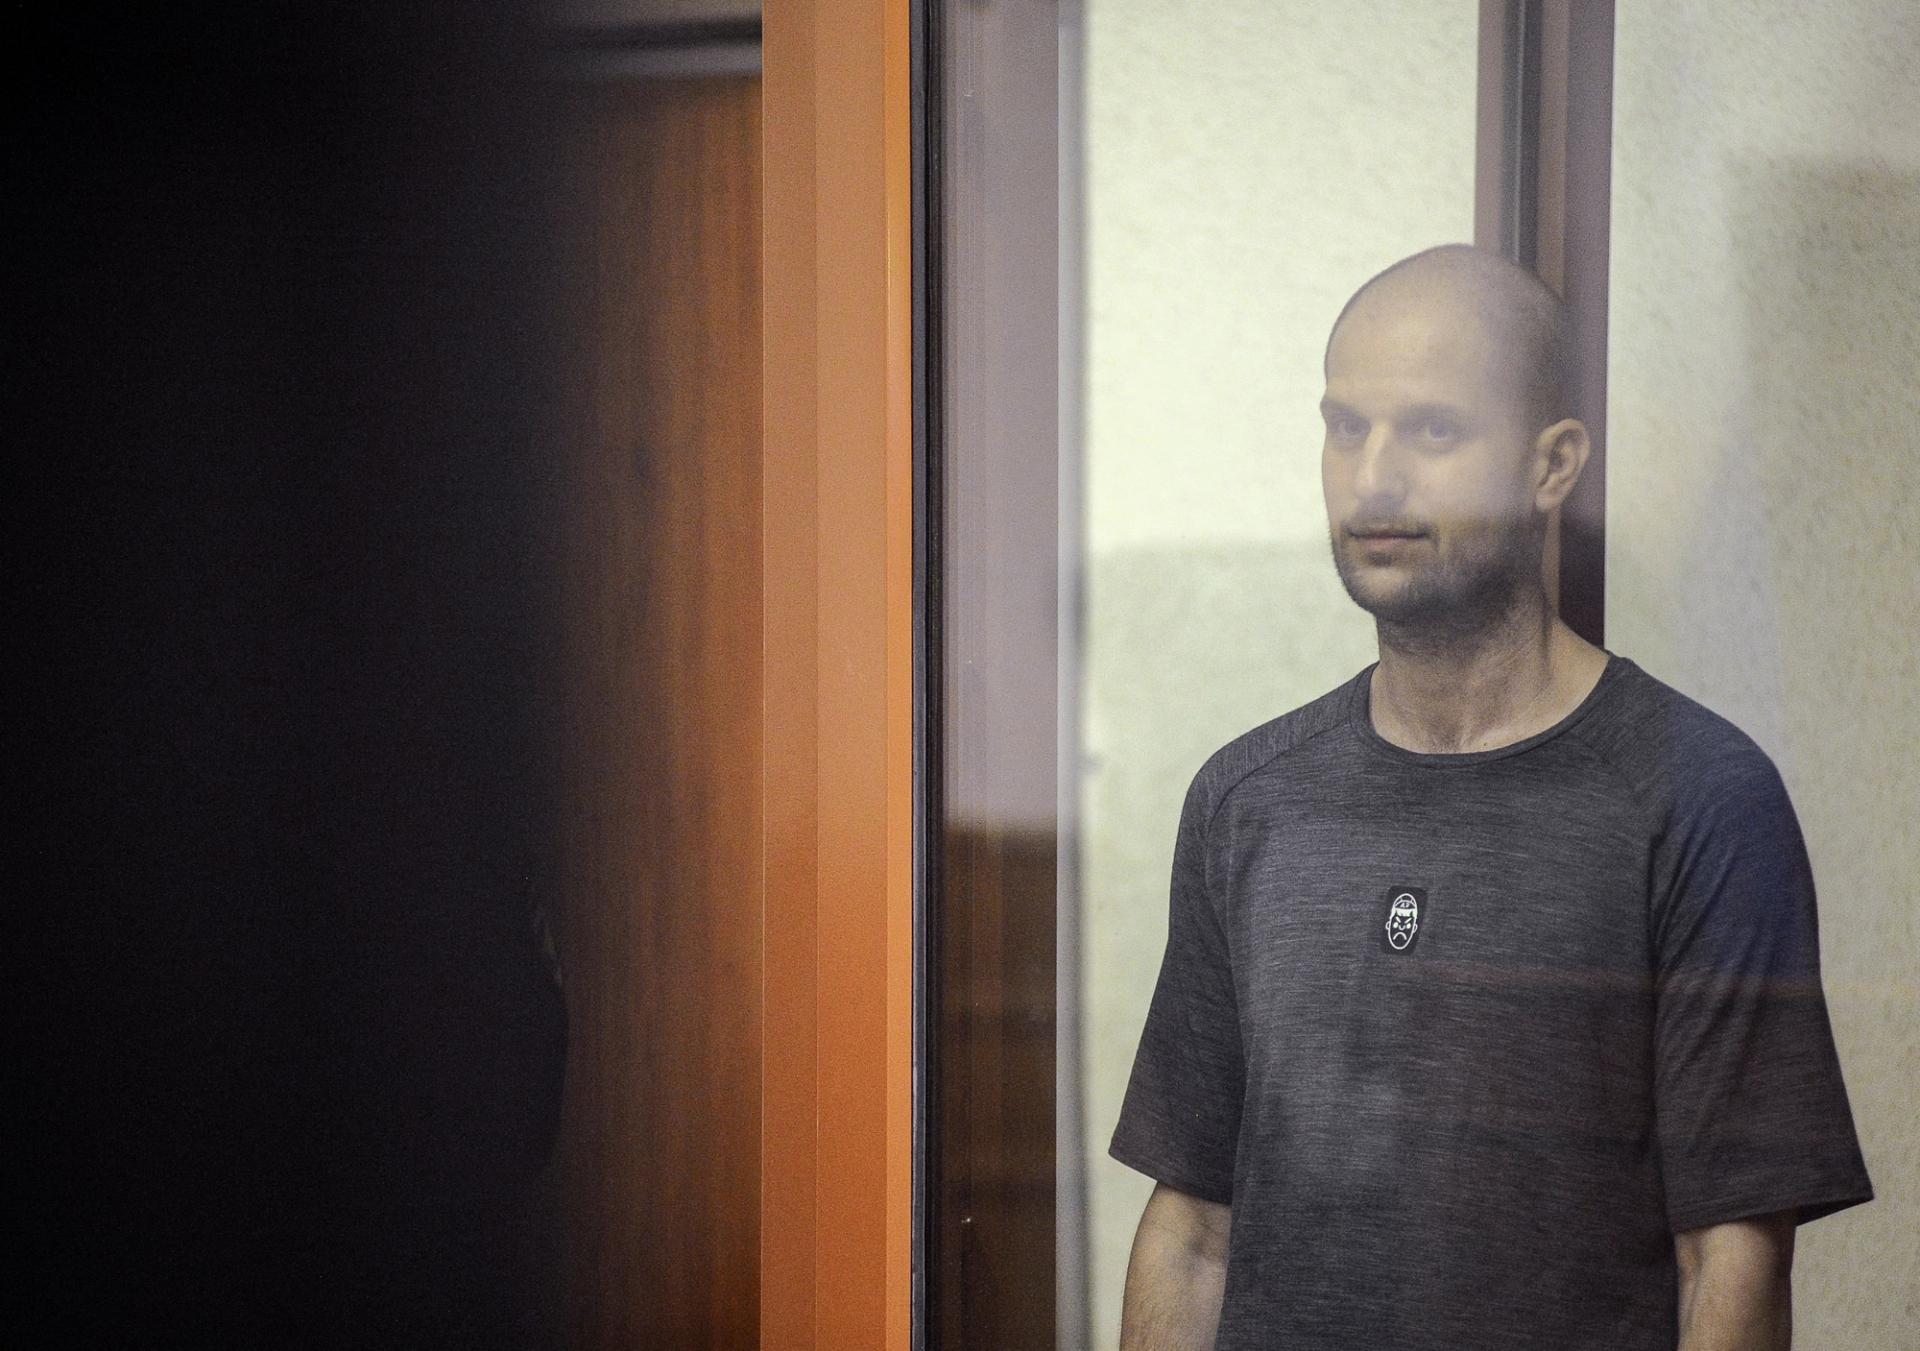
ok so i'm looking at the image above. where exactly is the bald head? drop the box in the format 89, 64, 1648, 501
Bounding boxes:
1325, 244, 1573, 431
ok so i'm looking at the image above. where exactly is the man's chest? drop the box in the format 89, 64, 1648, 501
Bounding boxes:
1213, 786, 1659, 1122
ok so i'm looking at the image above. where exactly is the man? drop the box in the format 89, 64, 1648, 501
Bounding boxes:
1110, 244, 1873, 1350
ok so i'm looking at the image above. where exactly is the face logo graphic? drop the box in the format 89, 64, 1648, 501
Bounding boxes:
1380, 888, 1427, 953
1385, 895, 1419, 949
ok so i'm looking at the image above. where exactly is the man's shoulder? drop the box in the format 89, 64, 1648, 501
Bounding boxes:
1183, 672, 1361, 822
1578, 656, 1790, 806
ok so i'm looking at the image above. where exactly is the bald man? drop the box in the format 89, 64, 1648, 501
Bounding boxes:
1109, 245, 1872, 1350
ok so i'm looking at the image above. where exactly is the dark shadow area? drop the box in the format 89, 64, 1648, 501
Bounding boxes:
15, 5, 571, 1345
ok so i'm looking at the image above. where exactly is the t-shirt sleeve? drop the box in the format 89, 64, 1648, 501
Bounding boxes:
1107, 766, 1245, 1205
1649, 746, 1874, 1233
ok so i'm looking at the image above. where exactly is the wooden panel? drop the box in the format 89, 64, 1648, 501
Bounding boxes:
758, 0, 820, 1337
761, 0, 916, 1346
554, 74, 763, 1351
934, 826, 1056, 1350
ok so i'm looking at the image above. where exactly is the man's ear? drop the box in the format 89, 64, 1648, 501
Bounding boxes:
1532, 418, 1591, 513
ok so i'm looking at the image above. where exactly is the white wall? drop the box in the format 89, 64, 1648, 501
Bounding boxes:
1607, 3, 1920, 1345
1078, 4, 1480, 1345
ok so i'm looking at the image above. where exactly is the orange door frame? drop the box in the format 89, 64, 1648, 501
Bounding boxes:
760, 1, 916, 1348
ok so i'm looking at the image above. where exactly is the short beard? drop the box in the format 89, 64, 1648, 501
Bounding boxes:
1330, 519, 1542, 655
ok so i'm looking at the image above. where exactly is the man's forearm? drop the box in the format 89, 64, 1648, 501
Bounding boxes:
1675, 1215, 1794, 1351
1677, 1264, 1790, 1350
1119, 1185, 1230, 1350
1119, 1236, 1226, 1350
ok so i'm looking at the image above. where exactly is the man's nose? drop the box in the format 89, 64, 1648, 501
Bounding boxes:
1351, 426, 1406, 505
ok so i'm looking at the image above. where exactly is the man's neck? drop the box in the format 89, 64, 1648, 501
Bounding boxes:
1369, 592, 1610, 754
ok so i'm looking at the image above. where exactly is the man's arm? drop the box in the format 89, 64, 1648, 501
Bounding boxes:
1119, 1182, 1231, 1351
1674, 1211, 1795, 1351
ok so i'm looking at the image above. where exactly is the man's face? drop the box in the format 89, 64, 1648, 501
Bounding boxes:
1320, 284, 1542, 628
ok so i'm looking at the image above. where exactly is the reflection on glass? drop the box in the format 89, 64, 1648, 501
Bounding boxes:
1071, 3, 1911, 1349
935, 0, 1920, 1345
1073, 6, 1480, 1347
932, 2, 1060, 1348
1606, 2, 1919, 1345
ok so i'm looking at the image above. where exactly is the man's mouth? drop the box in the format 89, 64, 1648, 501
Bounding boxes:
1347, 525, 1427, 541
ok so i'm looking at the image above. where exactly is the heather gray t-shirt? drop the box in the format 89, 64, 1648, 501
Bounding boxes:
1110, 653, 1873, 1350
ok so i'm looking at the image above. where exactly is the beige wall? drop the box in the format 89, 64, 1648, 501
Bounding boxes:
1081, 1, 1918, 1345
1078, 4, 1480, 1345
1607, 2, 1920, 1345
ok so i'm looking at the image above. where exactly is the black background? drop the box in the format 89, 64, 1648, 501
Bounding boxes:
14, 5, 570, 1344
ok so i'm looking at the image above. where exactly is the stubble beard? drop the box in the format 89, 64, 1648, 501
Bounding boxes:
1329, 519, 1543, 654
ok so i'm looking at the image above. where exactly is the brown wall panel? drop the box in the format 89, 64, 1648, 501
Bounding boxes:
935, 825, 1057, 1350
760, 0, 917, 1345
554, 74, 764, 1351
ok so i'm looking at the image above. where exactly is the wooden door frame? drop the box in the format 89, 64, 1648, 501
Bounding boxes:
760, 1, 917, 1349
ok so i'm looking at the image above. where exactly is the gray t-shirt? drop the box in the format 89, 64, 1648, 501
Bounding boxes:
1110, 653, 1873, 1350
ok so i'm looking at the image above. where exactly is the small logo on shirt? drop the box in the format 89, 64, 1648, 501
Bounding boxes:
1381, 888, 1427, 953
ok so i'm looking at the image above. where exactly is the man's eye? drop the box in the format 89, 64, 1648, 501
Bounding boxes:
1329, 416, 1367, 440
1416, 419, 1460, 442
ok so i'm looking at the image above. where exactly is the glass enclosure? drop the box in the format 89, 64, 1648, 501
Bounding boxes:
929, 2, 1916, 1347
1606, 2, 1920, 1341
1074, 8, 1481, 1347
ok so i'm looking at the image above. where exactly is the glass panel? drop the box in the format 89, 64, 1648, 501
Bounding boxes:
931, 2, 1060, 1348
1071, 5, 1481, 1347
1607, 4, 1918, 1344
935, 1, 1907, 1344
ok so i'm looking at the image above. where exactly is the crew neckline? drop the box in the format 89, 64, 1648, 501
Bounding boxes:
1347, 650, 1629, 768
